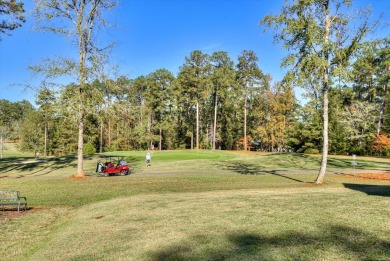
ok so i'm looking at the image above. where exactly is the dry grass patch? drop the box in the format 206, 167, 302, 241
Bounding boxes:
0, 207, 71, 260
356, 173, 390, 180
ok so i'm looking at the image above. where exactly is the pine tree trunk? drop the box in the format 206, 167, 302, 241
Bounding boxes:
196, 101, 199, 150
213, 93, 218, 150
0, 134, 3, 159
244, 93, 247, 151
316, 84, 329, 184
159, 128, 162, 151
108, 115, 111, 149
76, 12, 86, 177
44, 123, 47, 156
76, 108, 84, 177
377, 80, 388, 134
100, 122, 103, 153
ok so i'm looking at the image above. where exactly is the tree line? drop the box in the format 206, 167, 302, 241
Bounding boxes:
1, 38, 388, 158
0, 49, 290, 154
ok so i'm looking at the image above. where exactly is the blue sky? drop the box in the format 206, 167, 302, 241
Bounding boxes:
0, 0, 389, 105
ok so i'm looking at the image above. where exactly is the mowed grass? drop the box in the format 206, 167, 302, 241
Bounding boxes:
1, 150, 390, 260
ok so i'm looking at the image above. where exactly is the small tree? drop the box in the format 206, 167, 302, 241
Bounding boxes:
372, 133, 390, 156
36, 87, 57, 156
0, 126, 11, 158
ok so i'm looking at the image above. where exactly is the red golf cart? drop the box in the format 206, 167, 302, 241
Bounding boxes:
96, 155, 130, 177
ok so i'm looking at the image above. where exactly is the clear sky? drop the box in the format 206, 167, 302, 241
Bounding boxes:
0, 0, 389, 105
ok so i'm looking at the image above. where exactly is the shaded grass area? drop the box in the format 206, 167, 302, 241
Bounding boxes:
224, 153, 390, 172
0, 155, 87, 178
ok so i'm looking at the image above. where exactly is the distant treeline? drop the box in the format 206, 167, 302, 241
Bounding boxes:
0, 42, 389, 156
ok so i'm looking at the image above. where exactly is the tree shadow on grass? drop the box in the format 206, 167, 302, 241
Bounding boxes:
150, 225, 390, 261
343, 183, 390, 197
221, 161, 305, 183
260, 153, 390, 170
221, 161, 265, 175
261, 153, 319, 170
0, 155, 93, 178
327, 157, 390, 170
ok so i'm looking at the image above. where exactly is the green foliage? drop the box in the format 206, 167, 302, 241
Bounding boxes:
260, 0, 378, 183
19, 110, 43, 152
83, 142, 96, 154
303, 148, 320, 154
0, 0, 25, 39
9, 40, 388, 158
10, 38, 389, 157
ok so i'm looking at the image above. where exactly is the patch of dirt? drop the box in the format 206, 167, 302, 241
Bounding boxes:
68, 175, 90, 180
0, 206, 50, 219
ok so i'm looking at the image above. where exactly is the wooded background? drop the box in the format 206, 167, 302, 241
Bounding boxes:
1, 39, 389, 156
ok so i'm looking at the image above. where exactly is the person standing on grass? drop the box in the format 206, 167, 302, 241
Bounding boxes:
146, 152, 151, 167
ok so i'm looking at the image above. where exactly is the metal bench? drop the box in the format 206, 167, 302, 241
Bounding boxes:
0, 190, 28, 212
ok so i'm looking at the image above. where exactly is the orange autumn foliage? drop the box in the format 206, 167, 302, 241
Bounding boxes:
372, 134, 390, 151
236, 136, 252, 150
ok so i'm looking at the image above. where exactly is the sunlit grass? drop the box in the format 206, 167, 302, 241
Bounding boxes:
2, 185, 389, 261
1, 150, 389, 260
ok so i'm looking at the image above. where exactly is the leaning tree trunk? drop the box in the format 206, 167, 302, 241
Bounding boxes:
315, 0, 330, 184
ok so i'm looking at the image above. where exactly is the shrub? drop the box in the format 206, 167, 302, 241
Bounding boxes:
83, 142, 96, 154
304, 148, 320, 154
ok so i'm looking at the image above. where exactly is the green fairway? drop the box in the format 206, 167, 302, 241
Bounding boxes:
1, 151, 389, 260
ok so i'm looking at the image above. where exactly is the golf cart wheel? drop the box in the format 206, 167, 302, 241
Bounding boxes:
120, 170, 127, 176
